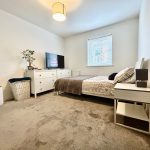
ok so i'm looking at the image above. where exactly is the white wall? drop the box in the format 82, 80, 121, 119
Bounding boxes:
138, 0, 150, 59
65, 19, 139, 76
0, 9, 64, 101
138, 0, 150, 86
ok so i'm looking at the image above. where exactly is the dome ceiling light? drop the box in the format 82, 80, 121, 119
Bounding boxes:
52, 1, 66, 22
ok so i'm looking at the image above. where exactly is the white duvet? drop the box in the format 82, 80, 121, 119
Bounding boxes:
82, 76, 115, 98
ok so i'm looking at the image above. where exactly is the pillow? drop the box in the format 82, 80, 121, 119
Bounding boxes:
123, 74, 136, 84
113, 67, 134, 84
108, 73, 118, 80
135, 58, 144, 69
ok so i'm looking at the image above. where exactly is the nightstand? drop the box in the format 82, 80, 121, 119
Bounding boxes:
114, 83, 150, 134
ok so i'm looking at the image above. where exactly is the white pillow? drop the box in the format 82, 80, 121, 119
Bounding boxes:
135, 58, 144, 69
127, 58, 145, 83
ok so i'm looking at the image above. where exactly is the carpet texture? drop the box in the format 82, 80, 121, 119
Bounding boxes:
0, 92, 149, 150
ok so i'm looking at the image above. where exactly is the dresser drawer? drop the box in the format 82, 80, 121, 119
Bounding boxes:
35, 78, 56, 93
35, 71, 56, 79
36, 78, 56, 85
36, 86, 50, 93
57, 70, 71, 77
36, 84, 54, 93
114, 89, 150, 103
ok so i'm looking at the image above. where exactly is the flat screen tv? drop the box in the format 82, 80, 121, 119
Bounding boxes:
45, 53, 64, 69
58, 55, 64, 68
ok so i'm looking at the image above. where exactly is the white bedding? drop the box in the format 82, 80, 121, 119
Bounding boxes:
82, 76, 115, 98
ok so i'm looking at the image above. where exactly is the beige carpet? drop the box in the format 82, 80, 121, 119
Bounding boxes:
0, 92, 149, 150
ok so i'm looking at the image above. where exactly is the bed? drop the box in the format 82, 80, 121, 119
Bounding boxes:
55, 59, 146, 100
54, 75, 115, 99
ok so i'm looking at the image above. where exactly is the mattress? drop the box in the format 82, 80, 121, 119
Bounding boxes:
82, 76, 115, 98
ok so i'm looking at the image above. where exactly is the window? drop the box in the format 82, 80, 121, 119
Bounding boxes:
87, 34, 112, 66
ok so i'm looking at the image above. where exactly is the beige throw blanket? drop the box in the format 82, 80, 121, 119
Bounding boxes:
55, 75, 94, 95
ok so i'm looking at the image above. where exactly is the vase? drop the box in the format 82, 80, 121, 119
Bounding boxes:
28, 62, 33, 70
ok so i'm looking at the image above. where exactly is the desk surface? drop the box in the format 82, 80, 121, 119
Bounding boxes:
114, 83, 150, 92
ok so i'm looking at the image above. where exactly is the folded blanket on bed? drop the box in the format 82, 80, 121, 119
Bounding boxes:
55, 75, 94, 95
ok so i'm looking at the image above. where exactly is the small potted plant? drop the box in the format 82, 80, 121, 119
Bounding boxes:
22, 49, 35, 70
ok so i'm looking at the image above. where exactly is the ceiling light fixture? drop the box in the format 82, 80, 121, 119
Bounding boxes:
52, 1, 66, 22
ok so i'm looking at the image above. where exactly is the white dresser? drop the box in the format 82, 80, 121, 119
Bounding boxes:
0, 86, 4, 105
26, 69, 71, 98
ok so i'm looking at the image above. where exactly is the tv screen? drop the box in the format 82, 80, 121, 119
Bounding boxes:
58, 55, 64, 68
45, 53, 65, 69
46, 53, 58, 68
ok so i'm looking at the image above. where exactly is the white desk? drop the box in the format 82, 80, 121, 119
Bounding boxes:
114, 83, 150, 134
0, 86, 3, 105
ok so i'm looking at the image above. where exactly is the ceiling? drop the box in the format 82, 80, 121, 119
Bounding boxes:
0, 0, 142, 38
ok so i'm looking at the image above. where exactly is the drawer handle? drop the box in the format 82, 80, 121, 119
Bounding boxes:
40, 82, 42, 84
40, 75, 42, 76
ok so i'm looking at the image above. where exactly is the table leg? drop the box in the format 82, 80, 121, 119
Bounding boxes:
34, 93, 37, 99
114, 99, 117, 124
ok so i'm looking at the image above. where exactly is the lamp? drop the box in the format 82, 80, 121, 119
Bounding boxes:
136, 69, 148, 88
52, 1, 66, 22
